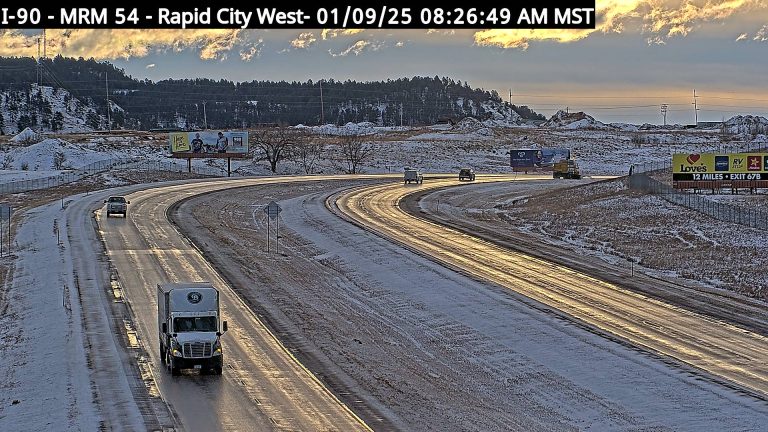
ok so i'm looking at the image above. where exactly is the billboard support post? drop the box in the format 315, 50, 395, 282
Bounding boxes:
187, 157, 192, 173
228, 157, 231, 177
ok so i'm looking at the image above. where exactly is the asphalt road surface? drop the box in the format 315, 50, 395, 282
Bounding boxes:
334, 175, 768, 399
98, 176, 380, 431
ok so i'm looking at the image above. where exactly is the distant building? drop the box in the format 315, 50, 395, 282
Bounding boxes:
696, 121, 722, 129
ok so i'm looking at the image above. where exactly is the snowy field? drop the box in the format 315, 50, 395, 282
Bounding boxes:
2, 113, 767, 181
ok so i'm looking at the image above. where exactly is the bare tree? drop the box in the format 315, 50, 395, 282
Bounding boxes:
290, 132, 326, 174
52, 151, 67, 170
336, 134, 374, 174
252, 127, 296, 173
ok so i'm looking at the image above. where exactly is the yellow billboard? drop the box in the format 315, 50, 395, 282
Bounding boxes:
170, 133, 191, 152
672, 153, 715, 174
169, 131, 249, 154
673, 153, 768, 180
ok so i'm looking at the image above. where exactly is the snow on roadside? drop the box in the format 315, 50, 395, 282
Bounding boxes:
0, 200, 101, 430
0, 184, 167, 431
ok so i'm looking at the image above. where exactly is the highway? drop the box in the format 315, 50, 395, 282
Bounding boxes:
334, 175, 768, 398
98, 176, 381, 431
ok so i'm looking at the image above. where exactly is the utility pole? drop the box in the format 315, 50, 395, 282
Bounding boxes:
509, 89, 512, 106
105, 73, 111, 131
660, 104, 668, 126
36, 38, 41, 85
43, 29, 46, 59
692, 89, 699, 126
319, 80, 325, 125
400, 103, 403, 127
202, 101, 208, 129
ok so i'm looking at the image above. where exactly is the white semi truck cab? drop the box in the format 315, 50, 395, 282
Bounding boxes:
157, 282, 228, 375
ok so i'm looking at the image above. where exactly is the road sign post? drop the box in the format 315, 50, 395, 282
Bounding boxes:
263, 201, 282, 255
0, 205, 12, 256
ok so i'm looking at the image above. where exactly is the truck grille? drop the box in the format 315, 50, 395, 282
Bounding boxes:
183, 342, 212, 358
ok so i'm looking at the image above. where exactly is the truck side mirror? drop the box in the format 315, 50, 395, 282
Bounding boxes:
222, 321, 228, 332
127, 201, 131, 204
103, 200, 107, 203
162, 323, 167, 334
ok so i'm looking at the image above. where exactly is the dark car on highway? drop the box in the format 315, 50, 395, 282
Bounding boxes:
459, 168, 476, 181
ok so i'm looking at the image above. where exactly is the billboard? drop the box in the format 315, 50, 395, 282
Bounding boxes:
510, 149, 543, 168
169, 131, 249, 155
510, 148, 571, 168
540, 148, 571, 166
673, 153, 768, 180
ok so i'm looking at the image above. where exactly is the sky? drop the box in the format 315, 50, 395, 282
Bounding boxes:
1, 1, 768, 124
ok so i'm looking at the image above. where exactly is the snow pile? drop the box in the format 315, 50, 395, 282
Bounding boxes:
451, 117, 494, 137
723, 115, 768, 135
1, 138, 113, 171
543, 110, 609, 129
294, 122, 379, 136
455, 116, 484, 131
609, 123, 639, 132
10, 127, 39, 143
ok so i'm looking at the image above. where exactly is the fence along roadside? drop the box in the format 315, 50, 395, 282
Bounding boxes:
0, 158, 230, 196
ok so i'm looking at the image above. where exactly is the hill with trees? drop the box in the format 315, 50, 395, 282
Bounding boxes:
0, 56, 542, 133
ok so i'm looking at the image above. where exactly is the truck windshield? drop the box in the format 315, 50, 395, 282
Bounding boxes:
108, 197, 126, 203
174, 316, 217, 332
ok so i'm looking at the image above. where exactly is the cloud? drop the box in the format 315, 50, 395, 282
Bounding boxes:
328, 40, 385, 57
0, 29, 240, 60
426, 29, 456, 36
145, 63, 156, 69
735, 32, 748, 41
474, 0, 764, 49
291, 32, 317, 49
755, 25, 768, 41
239, 39, 264, 61
321, 29, 365, 40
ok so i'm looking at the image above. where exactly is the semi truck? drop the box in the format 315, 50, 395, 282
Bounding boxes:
157, 282, 228, 375
553, 159, 582, 179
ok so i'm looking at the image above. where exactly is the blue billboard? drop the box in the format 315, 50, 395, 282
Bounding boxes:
510, 149, 542, 168
510, 148, 570, 168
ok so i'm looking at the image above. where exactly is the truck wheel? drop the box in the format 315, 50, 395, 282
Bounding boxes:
170, 358, 180, 376
171, 365, 181, 376
214, 366, 223, 375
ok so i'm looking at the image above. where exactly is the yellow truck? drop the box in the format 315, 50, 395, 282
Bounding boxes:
553, 159, 581, 179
